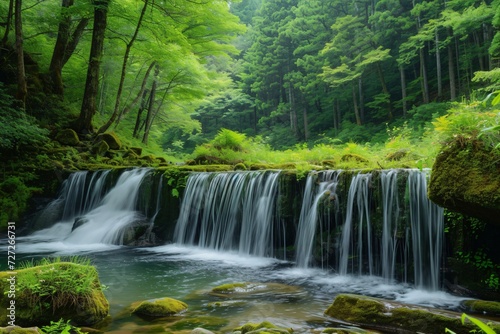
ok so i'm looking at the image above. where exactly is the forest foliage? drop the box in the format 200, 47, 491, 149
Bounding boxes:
0, 0, 499, 164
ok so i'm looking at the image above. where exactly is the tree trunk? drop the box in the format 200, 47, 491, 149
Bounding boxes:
288, 83, 298, 137
116, 60, 156, 126
15, 0, 26, 109
358, 76, 365, 123
419, 47, 429, 104
99, 0, 149, 134
133, 89, 149, 138
399, 65, 407, 117
1, 0, 14, 46
352, 85, 361, 125
303, 106, 309, 141
448, 32, 456, 101
49, 0, 74, 95
376, 62, 392, 119
76, 0, 110, 133
142, 64, 159, 144
435, 29, 442, 99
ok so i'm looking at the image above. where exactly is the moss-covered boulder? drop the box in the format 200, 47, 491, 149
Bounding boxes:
233, 321, 293, 334
463, 299, 500, 316
0, 262, 109, 327
324, 294, 498, 334
95, 132, 122, 150
429, 139, 500, 223
210, 282, 301, 297
55, 129, 80, 146
132, 297, 188, 317
91, 140, 109, 156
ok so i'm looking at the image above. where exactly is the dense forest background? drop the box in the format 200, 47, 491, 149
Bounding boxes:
1, 0, 499, 159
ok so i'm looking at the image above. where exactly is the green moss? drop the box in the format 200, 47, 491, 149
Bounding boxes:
168, 316, 228, 331
234, 321, 292, 334
0, 262, 109, 327
95, 132, 122, 150
324, 294, 484, 334
132, 297, 188, 317
212, 282, 249, 293
0, 327, 43, 334
463, 299, 500, 316
429, 139, 500, 223
55, 129, 80, 146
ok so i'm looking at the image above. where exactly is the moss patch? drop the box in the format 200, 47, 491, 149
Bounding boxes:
132, 297, 188, 317
234, 321, 293, 334
429, 139, 500, 223
324, 294, 494, 334
55, 129, 80, 146
0, 262, 109, 327
463, 299, 500, 316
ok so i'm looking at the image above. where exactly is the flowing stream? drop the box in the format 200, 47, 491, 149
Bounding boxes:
10, 168, 465, 333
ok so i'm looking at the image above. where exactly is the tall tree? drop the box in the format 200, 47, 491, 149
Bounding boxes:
48, 0, 90, 95
76, 0, 110, 133
98, 0, 149, 134
14, 0, 26, 109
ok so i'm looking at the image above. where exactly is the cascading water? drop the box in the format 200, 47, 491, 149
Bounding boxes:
173, 171, 281, 257
338, 172, 373, 276
295, 170, 341, 268
30, 168, 153, 245
294, 169, 444, 290
408, 169, 444, 290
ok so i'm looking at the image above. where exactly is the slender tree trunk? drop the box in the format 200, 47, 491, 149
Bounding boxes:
99, 0, 149, 134
15, 0, 26, 109
399, 65, 407, 117
419, 47, 429, 104
358, 76, 365, 123
133, 89, 149, 138
352, 85, 361, 125
116, 60, 156, 126
1, 0, 14, 46
303, 106, 309, 141
435, 29, 442, 99
76, 0, 110, 133
448, 32, 456, 101
288, 83, 298, 137
253, 106, 257, 135
142, 64, 159, 144
376, 63, 392, 119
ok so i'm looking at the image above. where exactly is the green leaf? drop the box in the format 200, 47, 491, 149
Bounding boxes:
461, 313, 496, 334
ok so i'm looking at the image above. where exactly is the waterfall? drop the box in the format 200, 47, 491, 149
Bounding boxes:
173, 171, 281, 257
338, 172, 373, 276
295, 170, 341, 268
29, 167, 444, 289
65, 168, 151, 244
408, 169, 444, 290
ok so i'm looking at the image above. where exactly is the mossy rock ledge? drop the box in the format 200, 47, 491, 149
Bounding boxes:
428, 139, 500, 223
0, 326, 42, 334
0, 262, 109, 327
233, 321, 293, 334
324, 294, 499, 334
132, 297, 188, 317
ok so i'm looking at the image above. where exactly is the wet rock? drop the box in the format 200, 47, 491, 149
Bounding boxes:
210, 282, 302, 298
463, 299, 500, 316
191, 328, 215, 334
95, 132, 122, 150
132, 297, 187, 317
72, 216, 88, 231
55, 128, 80, 146
233, 321, 293, 334
324, 294, 499, 334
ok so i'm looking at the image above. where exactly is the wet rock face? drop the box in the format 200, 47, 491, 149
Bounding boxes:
428, 139, 500, 223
